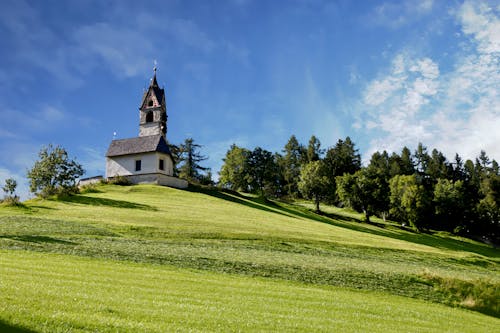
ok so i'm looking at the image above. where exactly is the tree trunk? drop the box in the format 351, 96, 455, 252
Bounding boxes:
315, 195, 320, 213
363, 209, 370, 223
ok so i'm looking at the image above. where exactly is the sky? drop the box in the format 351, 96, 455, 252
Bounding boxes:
0, 0, 499, 199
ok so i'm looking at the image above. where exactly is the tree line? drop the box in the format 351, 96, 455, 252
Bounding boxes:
217, 135, 499, 242
6, 136, 498, 243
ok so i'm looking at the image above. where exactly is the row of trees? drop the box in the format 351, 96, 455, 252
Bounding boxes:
218, 136, 499, 241
16, 137, 499, 241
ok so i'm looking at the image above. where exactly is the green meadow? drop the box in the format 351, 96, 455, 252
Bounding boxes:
0, 184, 499, 332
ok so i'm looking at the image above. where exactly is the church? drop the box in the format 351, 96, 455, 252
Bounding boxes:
105, 69, 188, 189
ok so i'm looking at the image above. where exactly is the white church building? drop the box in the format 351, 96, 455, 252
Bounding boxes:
105, 69, 188, 189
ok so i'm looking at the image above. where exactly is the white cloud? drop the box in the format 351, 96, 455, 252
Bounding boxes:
370, 0, 435, 28
458, 1, 500, 54
358, 1, 500, 162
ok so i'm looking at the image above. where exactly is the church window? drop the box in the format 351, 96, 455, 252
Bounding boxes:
146, 111, 154, 123
148, 100, 154, 107
135, 160, 142, 171
159, 159, 164, 171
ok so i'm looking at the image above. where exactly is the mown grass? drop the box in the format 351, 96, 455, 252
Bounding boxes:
0, 183, 499, 330
1, 250, 499, 333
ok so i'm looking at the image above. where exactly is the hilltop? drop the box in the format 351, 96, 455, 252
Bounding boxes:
0, 184, 498, 332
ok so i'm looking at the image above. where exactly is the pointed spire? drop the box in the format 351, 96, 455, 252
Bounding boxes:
151, 66, 159, 87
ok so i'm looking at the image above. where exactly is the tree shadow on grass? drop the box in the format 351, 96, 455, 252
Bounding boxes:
189, 186, 296, 220
56, 195, 156, 211
0, 319, 38, 333
192, 187, 498, 259
299, 207, 499, 259
0, 235, 77, 245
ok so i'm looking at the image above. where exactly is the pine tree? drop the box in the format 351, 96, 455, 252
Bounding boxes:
178, 138, 208, 182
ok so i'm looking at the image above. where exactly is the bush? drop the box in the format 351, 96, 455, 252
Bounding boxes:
108, 175, 132, 186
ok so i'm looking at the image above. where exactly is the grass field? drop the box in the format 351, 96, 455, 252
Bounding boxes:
0, 184, 499, 332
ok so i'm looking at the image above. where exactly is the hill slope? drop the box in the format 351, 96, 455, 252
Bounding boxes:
0, 184, 499, 331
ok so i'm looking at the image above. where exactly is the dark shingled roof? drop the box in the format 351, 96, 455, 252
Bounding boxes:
140, 73, 165, 109
106, 135, 171, 157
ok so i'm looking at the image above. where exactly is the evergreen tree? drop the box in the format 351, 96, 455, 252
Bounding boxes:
281, 135, 306, 197
414, 143, 430, 176
168, 143, 181, 176
426, 149, 449, 181
178, 138, 208, 182
323, 136, 361, 201
400, 146, 415, 175
306, 135, 323, 162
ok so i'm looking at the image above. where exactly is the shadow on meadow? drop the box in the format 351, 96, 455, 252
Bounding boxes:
194, 186, 498, 259
0, 235, 77, 245
0, 319, 37, 333
189, 186, 296, 220
56, 195, 156, 211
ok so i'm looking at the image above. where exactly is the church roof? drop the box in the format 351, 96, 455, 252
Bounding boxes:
106, 135, 172, 157
140, 73, 165, 109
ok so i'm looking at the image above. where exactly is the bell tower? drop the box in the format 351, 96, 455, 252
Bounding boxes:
139, 67, 167, 138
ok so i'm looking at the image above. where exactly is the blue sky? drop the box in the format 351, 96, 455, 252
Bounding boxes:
0, 0, 499, 199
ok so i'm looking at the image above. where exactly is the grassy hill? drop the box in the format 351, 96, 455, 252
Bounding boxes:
0, 184, 499, 332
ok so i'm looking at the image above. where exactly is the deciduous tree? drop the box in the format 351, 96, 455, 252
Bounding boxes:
298, 161, 330, 213
218, 144, 251, 191
27, 145, 84, 198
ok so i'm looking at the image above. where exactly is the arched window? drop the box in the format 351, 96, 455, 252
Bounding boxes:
146, 111, 154, 123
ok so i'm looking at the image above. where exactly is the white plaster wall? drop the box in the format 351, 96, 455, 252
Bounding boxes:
106, 152, 173, 178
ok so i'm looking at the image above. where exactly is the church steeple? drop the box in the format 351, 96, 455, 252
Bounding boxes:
139, 67, 167, 138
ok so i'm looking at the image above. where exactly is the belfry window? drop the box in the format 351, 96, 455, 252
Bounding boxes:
148, 100, 154, 107
146, 111, 154, 123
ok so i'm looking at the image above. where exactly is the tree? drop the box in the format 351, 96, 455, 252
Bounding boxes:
281, 135, 306, 197
476, 173, 500, 240
336, 168, 383, 223
400, 147, 415, 175
27, 145, 84, 198
218, 144, 251, 191
426, 149, 449, 181
168, 143, 181, 176
433, 179, 465, 231
389, 174, 430, 230
323, 137, 361, 202
414, 143, 430, 176
178, 138, 208, 182
324, 137, 361, 177
366, 151, 391, 219
2, 178, 19, 204
246, 147, 279, 197
306, 135, 323, 162
298, 161, 330, 213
